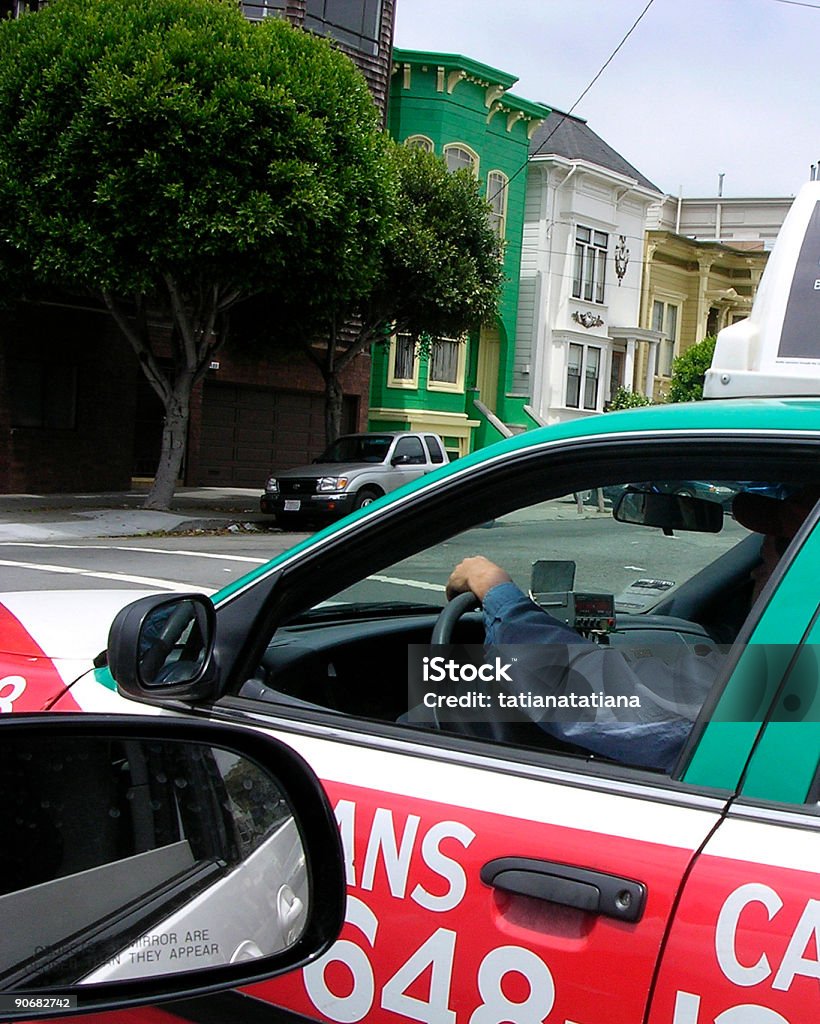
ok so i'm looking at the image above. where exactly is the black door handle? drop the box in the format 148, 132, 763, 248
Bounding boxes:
481, 857, 646, 923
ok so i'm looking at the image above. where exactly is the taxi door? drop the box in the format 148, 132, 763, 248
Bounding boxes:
647, 514, 820, 1024
245, 727, 730, 1024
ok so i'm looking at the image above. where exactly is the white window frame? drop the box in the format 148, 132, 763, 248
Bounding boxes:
565, 342, 602, 411
427, 336, 466, 394
387, 333, 419, 389
652, 298, 682, 377
404, 135, 434, 153
486, 170, 508, 240
572, 226, 608, 304
443, 143, 479, 177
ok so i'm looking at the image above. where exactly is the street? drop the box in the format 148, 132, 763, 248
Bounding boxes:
0, 498, 748, 611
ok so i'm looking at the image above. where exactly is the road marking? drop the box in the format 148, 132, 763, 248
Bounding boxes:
624, 565, 647, 571
370, 574, 445, 592
0, 543, 267, 564
0, 559, 215, 595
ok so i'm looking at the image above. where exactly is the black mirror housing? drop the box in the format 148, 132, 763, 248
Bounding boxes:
613, 487, 724, 533
0, 714, 345, 1020
108, 594, 219, 703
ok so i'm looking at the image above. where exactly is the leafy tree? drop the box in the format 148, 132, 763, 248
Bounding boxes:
667, 336, 717, 403
266, 143, 504, 441
0, 0, 392, 508
607, 387, 652, 410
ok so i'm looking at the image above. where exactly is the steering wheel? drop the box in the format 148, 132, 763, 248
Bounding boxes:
431, 591, 481, 644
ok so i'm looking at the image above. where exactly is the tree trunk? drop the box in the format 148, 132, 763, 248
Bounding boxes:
324, 371, 344, 445
143, 375, 194, 510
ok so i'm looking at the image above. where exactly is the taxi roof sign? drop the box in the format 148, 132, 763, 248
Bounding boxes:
704, 182, 820, 398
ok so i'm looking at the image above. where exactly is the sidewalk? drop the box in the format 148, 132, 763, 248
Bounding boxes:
0, 487, 276, 542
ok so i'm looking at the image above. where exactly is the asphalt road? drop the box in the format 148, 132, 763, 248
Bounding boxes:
0, 503, 749, 613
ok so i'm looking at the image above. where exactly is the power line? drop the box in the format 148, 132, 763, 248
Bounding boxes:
771, 0, 820, 9
489, 0, 658, 204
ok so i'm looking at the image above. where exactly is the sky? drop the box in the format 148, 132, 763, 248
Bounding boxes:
393, 0, 818, 199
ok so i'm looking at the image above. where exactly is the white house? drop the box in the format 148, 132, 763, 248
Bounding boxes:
516, 110, 665, 425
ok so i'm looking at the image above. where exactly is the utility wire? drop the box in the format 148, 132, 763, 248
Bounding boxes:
489, 0, 657, 204
771, 0, 820, 9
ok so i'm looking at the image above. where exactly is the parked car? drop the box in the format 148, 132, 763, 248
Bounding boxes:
260, 431, 448, 525
6, 183, 820, 1024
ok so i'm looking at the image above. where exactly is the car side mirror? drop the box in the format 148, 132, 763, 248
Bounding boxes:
613, 488, 724, 534
108, 594, 218, 702
0, 714, 344, 1020
391, 454, 410, 466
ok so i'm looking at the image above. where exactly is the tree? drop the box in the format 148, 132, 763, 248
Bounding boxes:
667, 336, 718, 403
0, 0, 393, 508
268, 143, 504, 442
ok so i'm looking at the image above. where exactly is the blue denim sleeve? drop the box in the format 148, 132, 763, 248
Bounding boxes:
482, 582, 581, 644
480, 582, 693, 772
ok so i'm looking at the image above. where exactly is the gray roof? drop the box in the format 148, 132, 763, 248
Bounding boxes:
530, 110, 661, 194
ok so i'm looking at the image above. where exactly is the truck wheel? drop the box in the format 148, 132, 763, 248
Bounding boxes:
354, 488, 381, 510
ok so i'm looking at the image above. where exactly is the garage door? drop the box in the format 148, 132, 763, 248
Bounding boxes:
196, 385, 355, 486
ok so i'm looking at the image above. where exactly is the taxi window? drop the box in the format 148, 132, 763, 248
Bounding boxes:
251, 475, 781, 778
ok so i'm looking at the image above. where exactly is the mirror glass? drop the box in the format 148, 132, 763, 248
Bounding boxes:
0, 735, 308, 989
139, 598, 210, 687
613, 488, 724, 533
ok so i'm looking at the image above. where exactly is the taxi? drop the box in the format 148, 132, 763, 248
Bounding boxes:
4, 183, 820, 1024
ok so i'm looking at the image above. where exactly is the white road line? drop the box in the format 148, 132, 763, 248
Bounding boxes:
0, 559, 215, 595
370, 574, 445, 592
0, 543, 267, 564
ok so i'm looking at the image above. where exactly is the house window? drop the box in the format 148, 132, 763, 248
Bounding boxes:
427, 337, 466, 393
572, 226, 608, 303
9, 360, 77, 429
429, 338, 459, 384
405, 135, 433, 153
241, 0, 285, 19
444, 144, 478, 176
388, 333, 418, 388
653, 300, 680, 377
609, 350, 625, 401
566, 343, 601, 411
304, 0, 382, 54
486, 171, 508, 239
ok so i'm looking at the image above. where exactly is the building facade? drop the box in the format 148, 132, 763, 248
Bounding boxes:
639, 231, 769, 398
518, 111, 665, 426
369, 49, 550, 456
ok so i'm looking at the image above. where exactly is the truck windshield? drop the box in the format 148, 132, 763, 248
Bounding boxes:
319, 435, 393, 463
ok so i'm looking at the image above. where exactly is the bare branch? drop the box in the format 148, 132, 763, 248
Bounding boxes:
162, 273, 198, 369
102, 290, 171, 405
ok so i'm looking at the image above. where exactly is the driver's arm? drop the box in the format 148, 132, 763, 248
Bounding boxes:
447, 556, 582, 644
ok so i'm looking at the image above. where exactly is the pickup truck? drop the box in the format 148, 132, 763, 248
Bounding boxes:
260, 430, 449, 525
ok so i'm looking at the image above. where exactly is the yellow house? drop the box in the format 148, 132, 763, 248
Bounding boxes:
639, 232, 768, 398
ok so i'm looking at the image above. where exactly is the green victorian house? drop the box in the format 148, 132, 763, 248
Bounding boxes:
368, 50, 550, 458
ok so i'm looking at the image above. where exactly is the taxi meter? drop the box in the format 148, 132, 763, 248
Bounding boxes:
706, 181, 820, 398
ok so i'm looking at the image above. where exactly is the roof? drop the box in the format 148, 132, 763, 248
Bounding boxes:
529, 110, 661, 194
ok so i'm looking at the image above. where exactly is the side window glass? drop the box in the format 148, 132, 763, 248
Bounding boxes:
424, 436, 444, 463
393, 436, 425, 464
248, 479, 800, 782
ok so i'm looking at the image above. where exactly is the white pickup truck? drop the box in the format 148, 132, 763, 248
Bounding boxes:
260, 431, 449, 526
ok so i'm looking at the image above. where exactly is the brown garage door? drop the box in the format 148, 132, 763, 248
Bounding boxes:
196, 384, 355, 486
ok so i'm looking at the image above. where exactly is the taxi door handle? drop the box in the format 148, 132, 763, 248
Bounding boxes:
481, 857, 646, 923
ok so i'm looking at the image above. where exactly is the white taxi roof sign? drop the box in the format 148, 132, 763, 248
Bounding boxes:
704, 181, 820, 398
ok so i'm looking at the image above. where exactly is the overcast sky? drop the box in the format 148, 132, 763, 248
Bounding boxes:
393, 0, 817, 199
